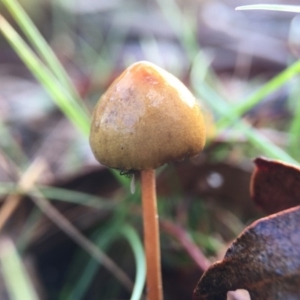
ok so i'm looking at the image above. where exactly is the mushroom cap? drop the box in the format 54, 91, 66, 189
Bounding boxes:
89, 61, 206, 170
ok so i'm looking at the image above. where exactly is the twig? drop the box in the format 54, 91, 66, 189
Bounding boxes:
161, 220, 210, 271
29, 190, 133, 291
0, 155, 134, 291
0, 159, 44, 231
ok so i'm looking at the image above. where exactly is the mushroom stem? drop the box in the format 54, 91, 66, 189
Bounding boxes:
141, 169, 163, 300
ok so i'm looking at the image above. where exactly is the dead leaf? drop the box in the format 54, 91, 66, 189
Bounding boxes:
193, 206, 300, 300
251, 157, 300, 214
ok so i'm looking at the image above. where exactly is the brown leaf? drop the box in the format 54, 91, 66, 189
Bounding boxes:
193, 206, 300, 300
251, 157, 300, 214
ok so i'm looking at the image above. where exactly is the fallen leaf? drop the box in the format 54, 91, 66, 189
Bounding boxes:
193, 206, 300, 300
251, 157, 300, 214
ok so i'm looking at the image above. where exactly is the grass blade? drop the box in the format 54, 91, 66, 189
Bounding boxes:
0, 183, 116, 209
1, 0, 89, 116
59, 220, 122, 300
156, 0, 199, 61
0, 15, 130, 189
16, 208, 43, 252
287, 84, 300, 159
121, 225, 146, 300
38, 186, 116, 209
29, 191, 134, 290
0, 237, 39, 300
0, 16, 90, 135
216, 60, 300, 130
190, 63, 299, 164
236, 5, 300, 13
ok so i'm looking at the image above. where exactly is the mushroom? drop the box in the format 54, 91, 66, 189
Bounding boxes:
90, 61, 206, 300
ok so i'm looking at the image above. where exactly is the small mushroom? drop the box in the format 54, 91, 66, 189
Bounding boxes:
90, 61, 206, 300
90, 61, 205, 171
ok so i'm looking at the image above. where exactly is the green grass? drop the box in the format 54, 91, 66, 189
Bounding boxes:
0, 238, 39, 300
0, 16, 90, 135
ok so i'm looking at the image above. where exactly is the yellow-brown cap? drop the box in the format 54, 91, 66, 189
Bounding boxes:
89, 61, 206, 170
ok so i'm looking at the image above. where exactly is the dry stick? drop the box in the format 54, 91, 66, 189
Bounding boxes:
141, 169, 163, 300
0, 159, 45, 231
29, 190, 133, 291
0, 194, 22, 230
160, 220, 210, 271
0, 155, 133, 291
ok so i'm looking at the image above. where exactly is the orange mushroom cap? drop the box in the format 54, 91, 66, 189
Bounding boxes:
90, 61, 206, 170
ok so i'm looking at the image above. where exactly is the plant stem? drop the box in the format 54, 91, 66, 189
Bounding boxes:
141, 169, 163, 300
